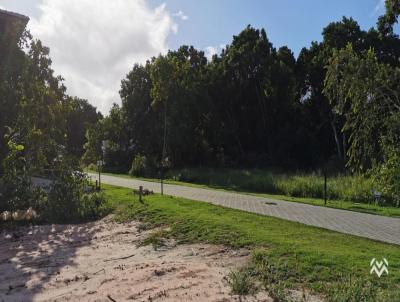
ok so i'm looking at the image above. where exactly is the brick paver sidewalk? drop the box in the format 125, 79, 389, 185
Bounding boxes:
91, 173, 400, 245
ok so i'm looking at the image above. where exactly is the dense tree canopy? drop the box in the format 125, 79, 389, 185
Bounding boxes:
0, 32, 101, 170
1, 0, 400, 205
91, 2, 400, 175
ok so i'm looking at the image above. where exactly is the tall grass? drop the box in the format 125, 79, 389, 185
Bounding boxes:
166, 168, 375, 204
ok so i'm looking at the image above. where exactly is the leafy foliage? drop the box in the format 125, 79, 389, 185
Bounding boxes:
43, 166, 105, 223
372, 114, 400, 206
0, 25, 103, 220
92, 5, 400, 188
129, 154, 151, 177
0, 138, 42, 212
324, 45, 400, 204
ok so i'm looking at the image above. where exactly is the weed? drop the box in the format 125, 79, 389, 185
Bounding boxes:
141, 230, 168, 250
226, 268, 258, 297
327, 275, 378, 302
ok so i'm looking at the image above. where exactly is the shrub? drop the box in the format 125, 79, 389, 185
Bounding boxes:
42, 168, 106, 223
1, 137, 106, 222
0, 141, 44, 212
129, 154, 150, 177
87, 163, 98, 172
372, 147, 400, 207
80, 191, 107, 220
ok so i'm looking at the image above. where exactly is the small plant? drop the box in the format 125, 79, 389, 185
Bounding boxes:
327, 275, 378, 302
269, 284, 294, 302
81, 191, 107, 220
141, 230, 168, 250
251, 251, 295, 302
226, 268, 258, 297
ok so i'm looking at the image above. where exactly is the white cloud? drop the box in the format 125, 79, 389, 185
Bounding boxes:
173, 10, 188, 21
204, 46, 218, 60
204, 44, 226, 61
29, 0, 178, 114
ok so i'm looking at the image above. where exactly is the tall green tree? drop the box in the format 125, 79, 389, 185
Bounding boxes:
65, 97, 101, 158
324, 45, 400, 171
377, 0, 400, 36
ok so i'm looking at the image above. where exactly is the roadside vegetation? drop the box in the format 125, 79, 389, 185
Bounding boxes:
2, 2, 400, 222
166, 168, 374, 202
90, 168, 400, 217
104, 184, 400, 301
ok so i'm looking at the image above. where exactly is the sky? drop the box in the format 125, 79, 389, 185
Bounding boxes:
0, 0, 395, 114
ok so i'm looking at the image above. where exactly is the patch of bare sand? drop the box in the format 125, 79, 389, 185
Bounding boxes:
0, 216, 323, 302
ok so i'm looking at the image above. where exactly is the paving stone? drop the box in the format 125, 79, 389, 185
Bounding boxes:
91, 173, 400, 245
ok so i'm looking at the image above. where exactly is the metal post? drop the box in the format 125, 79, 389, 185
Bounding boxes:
324, 169, 327, 206
98, 164, 101, 190
160, 169, 164, 195
160, 99, 167, 196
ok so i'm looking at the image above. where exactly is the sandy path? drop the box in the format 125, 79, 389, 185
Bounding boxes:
0, 216, 271, 302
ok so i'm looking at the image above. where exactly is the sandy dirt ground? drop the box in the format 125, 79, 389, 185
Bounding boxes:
0, 216, 323, 302
0, 216, 268, 302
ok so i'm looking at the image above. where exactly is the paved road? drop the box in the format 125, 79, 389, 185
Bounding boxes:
90, 173, 400, 245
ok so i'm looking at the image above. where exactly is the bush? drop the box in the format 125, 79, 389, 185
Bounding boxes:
86, 163, 98, 172
129, 154, 150, 177
42, 168, 106, 223
372, 147, 400, 207
0, 142, 44, 212
1, 137, 106, 222
80, 191, 107, 220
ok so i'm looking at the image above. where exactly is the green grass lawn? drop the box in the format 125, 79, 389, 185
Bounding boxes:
103, 184, 400, 300
91, 169, 400, 218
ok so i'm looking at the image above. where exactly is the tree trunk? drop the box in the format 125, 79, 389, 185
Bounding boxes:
342, 132, 346, 161
330, 119, 342, 159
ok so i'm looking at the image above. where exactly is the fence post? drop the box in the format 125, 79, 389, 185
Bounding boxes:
139, 186, 143, 203
98, 165, 101, 190
160, 169, 164, 195
324, 169, 327, 206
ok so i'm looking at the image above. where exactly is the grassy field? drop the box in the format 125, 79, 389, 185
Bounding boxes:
103, 184, 400, 301
90, 168, 400, 217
